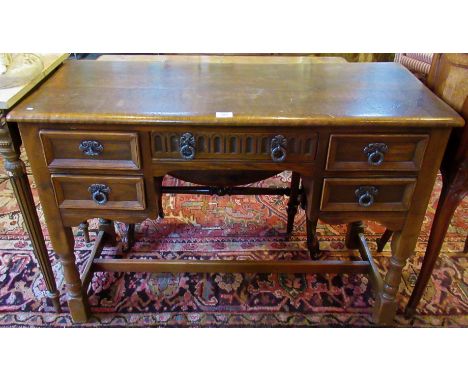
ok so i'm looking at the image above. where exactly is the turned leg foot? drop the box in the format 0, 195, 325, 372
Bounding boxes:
404, 306, 417, 319
44, 290, 61, 312
286, 172, 301, 234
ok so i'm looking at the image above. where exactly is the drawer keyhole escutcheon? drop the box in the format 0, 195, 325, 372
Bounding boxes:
271, 135, 287, 162
88, 184, 111, 205
79, 140, 104, 156
355, 186, 378, 207
180, 132, 196, 160
364, 143, 388, 166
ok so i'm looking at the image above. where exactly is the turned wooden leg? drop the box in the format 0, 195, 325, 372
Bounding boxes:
18, 124, 92, 322
0, 114, 61, 312
286, 171, 301, 234
373, 231, 411, 325
120, 223, 136, 253
306, 217, 320, 259
57, 226, 90, 322
79, 221, 90, 243
463, 234, 468, 254
98, 218, 117, 246
300, 175, 321, 259
405, 180, 467, 318
345, 221, 365, 250
376, 229, 393, 252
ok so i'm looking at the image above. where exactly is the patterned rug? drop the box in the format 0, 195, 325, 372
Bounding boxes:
0, 150, 467, 327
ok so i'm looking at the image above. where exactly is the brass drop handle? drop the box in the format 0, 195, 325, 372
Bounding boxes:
88, 184, 111, 205
364, 143, 388, 166
79, 140, 103, 156
355, 186, 378, 207
180, 132, 196, 160
271, 135, 287, 162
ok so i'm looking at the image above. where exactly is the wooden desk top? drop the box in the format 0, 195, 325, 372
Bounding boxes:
8, 60, 464, 128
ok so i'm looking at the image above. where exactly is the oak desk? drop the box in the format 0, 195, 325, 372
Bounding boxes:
7, 60, 464, 325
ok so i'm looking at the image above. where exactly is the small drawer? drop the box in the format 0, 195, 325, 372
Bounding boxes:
40, 130, 141, 170
320, 178, 416, 212
326, 134, 428, 171
51, 175, 146, 210
151, 129, 318, 163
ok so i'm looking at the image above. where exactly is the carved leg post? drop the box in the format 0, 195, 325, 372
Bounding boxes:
57, 226, 90, 322
405, 178, 467, 318
0, 114, 61, 312
376, 229, 393, 252
79, 221, 90, 243
346, 221, 408, 325
373, 231, 412, 325
464, 234, 468, 254
286, 171, 301, 234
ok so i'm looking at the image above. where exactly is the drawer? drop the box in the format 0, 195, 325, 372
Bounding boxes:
326, 134, 429, 171
51, 175, 146, 210
151, 129, 318, 163
40, 130, 141, 170
320, 178, 416, 212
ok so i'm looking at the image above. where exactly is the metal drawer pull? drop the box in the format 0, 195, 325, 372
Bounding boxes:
364, 143, 388, 166
88, 184, 111, 205
79, 140, 104, 156
180, 132, 196, 160
355, 186, 378, 207
271, 135, 287, 162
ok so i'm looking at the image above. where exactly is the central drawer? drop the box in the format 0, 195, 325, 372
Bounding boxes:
51, 175, 146, 210
151, 129, 318, 163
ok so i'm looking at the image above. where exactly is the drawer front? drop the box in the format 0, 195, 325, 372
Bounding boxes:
52, 175, 146, 210
40, 130, 141, 170
326, 134, 429, 171
320, 178, 416, 212
151, 130, 318, 163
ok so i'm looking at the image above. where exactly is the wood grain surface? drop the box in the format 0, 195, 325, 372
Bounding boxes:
7, 60, 464, 128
